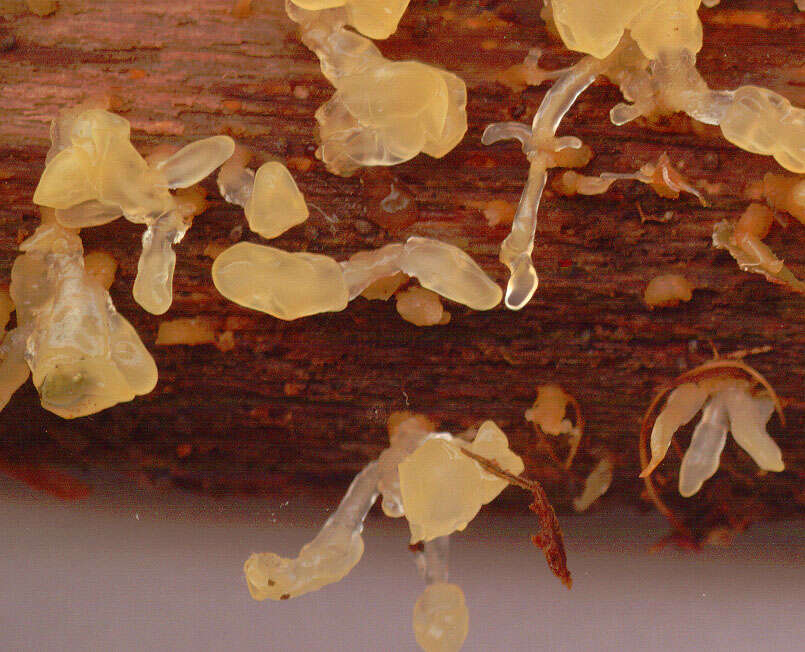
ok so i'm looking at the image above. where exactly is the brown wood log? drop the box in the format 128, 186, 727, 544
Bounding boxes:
0, 0, 802, 534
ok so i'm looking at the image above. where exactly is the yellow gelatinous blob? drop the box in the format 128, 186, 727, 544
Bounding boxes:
8, 223, 157, 418
735, 203, 774, 240
318, 61, 467, 176
550, 0, 703, 60
399, 237, 502, 311
290, 0, 411, 39
643, 274, 694, 308
720, 86, 805, 174
212, 242, 349, 320
25, 0, 58, 16
83, 251, 118, 290
244, 162, 309, 239
395, 287, 447, 327
399, 423, 523, 543
155, 136, 235, 189
412, 583, 469, 652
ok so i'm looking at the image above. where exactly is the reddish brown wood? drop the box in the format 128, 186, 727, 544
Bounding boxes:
0, 1, 802, 531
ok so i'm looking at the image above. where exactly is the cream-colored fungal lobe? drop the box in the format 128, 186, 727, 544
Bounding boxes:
287, 1, 467, 176
643, 274, 694, 308
399, 423, 523, 543
245, 461, 380, 600
155, 135, 236, 189
341, 244, 405, 299
719, 86, 805, 174
550, 0, 702, 60
643, 378, 785, 496
3, 223, 156, 418
412, 583, 469, 652
216, 146, 255, 207
290, 0, 410, 39
212, 242, 349, 320
645, 382, 708, 475
244, 162, 309, 239
400, 237, 502, 311
573, 457, 614, 512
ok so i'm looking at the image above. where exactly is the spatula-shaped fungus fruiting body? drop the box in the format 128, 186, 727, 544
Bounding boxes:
244, 461, 380, 600
1, 221, 157, 418
573, 457, 614, 512
644, 274, 694, 308
34, 106, 234, 314
642, 375, 785, 497
245, 162, 309, 239
212, 242, 349, 320
286, 1, 467, 175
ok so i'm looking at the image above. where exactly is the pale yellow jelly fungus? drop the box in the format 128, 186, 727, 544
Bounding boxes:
3, 222, 157, 418
525, 384, 572, 436
290, 0, 411, 39
643, 274, 694, 308
643, 379, 785, 496
395, 287, 449, 327
360, 271, 408, 301
550, 0, 703, 60
412, 583, 469, 652
399, 237, 502, 311
720, 86, 805, 174
399, 421, 524, 543
83, 251, 118, 290
25, 0, 58, 16
317, 60, 467, 176
244, 461, 379, 600
244, 162, 309, 239
212, 242, 349, 320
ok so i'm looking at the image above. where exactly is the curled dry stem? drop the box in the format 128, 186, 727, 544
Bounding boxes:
460, 448, 572, 589
638, 358, 784, 535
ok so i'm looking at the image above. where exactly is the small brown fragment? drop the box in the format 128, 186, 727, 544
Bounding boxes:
231, 0, 252, 18
286, 156, 312, 173
156, 318, 217, 346
84, 251, 118, 290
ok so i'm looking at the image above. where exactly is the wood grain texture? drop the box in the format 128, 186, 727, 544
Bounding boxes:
0, 0, 802, 528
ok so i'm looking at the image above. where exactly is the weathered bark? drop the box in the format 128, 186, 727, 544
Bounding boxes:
0, 1, 802, 531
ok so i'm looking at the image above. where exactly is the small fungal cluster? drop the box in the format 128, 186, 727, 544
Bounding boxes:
244, 412, 568, 651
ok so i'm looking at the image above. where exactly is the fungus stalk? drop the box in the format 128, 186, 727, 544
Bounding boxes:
482, 55, 605, 309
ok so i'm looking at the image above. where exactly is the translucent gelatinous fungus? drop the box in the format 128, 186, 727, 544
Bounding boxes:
573, 457, 614, 512
760, 173, 805, 224
1, 222, 157, 418
644, 274, 694, 308
212, 242, 349, 320
399, 421, 524, 543
83, 251, 117, 290
245, 162, 309, 239
525, 384, 572, 436
412, 583, 469, 652
155, 318, 217, 347
642, 371, 785, 497
34, 106, 234, 314
286, 1, 467, 175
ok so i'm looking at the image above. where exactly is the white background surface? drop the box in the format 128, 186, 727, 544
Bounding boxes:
1, 475, 802, 652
